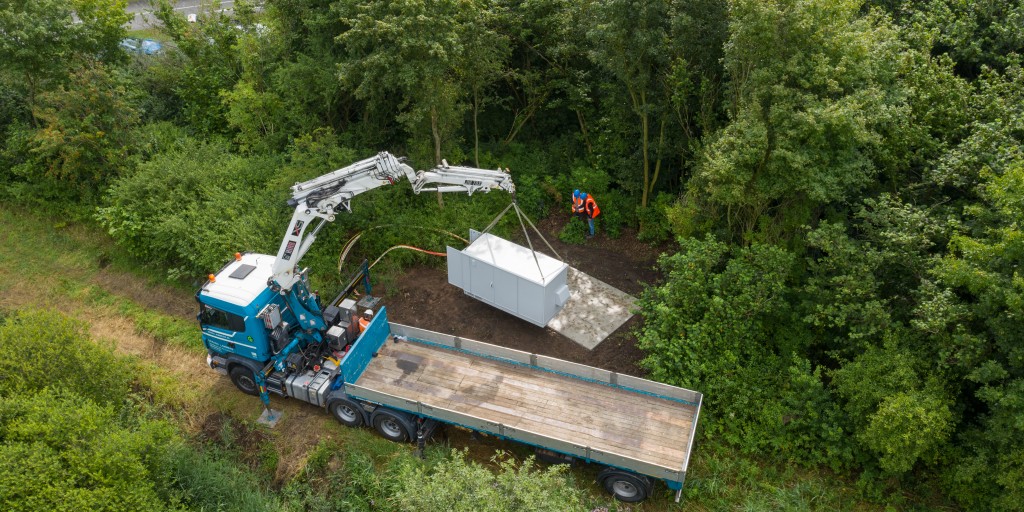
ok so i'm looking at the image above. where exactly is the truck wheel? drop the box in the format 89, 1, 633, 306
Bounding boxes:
229, 366, 259, 396
598, 468, 651, 503
372, 410, 412, 443
328, 398, 364, 427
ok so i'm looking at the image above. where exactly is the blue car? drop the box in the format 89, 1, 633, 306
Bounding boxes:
120, 38, 163, 55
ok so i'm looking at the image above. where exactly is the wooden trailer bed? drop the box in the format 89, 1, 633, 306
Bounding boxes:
352, 331, 698, 473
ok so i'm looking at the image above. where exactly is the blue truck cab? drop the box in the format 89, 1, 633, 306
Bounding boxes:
197, 253, 278, 363
197, 252, 362, 399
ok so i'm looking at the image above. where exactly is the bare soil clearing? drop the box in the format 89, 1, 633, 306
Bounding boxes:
383, 211, 663, 376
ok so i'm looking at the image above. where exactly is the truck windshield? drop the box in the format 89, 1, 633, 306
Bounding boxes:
200, 305, 246, 332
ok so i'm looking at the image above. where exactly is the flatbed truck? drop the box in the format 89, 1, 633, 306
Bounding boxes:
334, 307, 702, 502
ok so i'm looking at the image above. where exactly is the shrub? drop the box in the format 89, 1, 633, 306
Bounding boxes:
636, 192, 675, 243
559, 216, 588, 244
0, 389, 174, 512
0, 310, 132, 405
97, 137, 284, 279
393, 450, 588, 512
150, 442, 279, 512
595, 189, 635, 239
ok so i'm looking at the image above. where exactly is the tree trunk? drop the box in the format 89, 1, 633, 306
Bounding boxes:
473, 89, 480, 166
641, 110, 650, 208
431, 106, 444, 208
575, 109, 593, 155
648, 118, 667, 201
27, 73, 38, 128
630, 87, 651, 208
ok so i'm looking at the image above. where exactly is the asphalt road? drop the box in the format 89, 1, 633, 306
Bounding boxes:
127, 0, 235, 30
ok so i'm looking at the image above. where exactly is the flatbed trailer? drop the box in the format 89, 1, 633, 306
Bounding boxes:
327, 307, 702, 502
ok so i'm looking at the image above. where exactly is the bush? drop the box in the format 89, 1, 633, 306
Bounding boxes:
393, 450, 588, 512
569, 165, 612, 195
636, 192, 675, 243
0, 389, 175, 512
637, 236, 798, 455
595, 189, 635, 238
559, 216, 588, 244
0, 310, 132, 405
97, 137, 284, 279
150, 442, 279, 512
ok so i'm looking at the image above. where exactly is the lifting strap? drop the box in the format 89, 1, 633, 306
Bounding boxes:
477, 200, 563, 283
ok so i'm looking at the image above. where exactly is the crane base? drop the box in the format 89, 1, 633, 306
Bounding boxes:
257, 408, 283, 427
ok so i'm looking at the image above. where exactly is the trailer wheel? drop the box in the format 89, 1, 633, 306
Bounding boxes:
328, 398, 364, 427
371, 410, 412, 443
598, 468, 652, 503
229, 366, 259, 396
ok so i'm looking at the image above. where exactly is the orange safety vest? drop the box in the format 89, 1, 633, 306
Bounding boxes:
584, 195, 600, 218
572, 194, 584, 214
359, 317, 370, 332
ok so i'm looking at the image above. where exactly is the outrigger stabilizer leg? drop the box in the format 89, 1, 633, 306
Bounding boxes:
255, 367, 283, 427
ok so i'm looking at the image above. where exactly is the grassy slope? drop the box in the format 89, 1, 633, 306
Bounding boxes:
0, 205, 883, 511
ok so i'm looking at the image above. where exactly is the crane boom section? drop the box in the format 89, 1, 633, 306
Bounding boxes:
271, 153, 514, 293
271, 152, 416, 291
412, 160, 515, 196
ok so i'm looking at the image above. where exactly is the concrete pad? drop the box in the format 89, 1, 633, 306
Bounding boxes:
547, 268, 636, 350
257, 408, 283, 427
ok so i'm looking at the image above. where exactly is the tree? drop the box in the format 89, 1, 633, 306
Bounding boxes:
459, 10, 510, 166
152, 0, 243, 134
636, 235, 797, 448
96, 138, 283, 278
497, 0, 594, 150
0, 0, 129, 118
586, 0, 672, 208
18, 60, 140, 201
928, 158, 1024, 508
694, 0, 906, 239
336, 1, 493, 166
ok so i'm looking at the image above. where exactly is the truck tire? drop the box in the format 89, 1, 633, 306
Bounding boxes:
598, 468, 652, 503
328, 398, 364, 428
371, 410, 413, 443
229, 366, 259, 396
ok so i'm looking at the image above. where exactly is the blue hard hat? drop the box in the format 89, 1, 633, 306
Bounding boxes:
580, 192, 587, 199
573, 189, 580, 198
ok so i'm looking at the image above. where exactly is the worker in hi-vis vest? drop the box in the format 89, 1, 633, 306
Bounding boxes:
358, 309, 373, 333
571, 189, 585, 219
582, 192, 600, 238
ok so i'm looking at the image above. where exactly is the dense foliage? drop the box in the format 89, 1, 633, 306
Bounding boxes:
0, 310, 277, 511
2, 0, 1023, 508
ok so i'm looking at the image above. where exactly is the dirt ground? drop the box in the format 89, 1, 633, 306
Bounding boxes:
382, 209, 664, 377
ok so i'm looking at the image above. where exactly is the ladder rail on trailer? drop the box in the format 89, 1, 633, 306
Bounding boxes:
336, 308, 702, 498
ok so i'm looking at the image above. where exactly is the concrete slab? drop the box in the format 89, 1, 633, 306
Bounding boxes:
257, 408, 283, 428
547, 268, 636, 350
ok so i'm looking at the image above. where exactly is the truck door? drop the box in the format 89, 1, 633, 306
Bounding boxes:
199, 304, 258, 359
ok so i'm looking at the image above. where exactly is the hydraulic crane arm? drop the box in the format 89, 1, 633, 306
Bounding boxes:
270, 153, 513, 293
412, 160, 515, 196
271, 152, 416, 292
